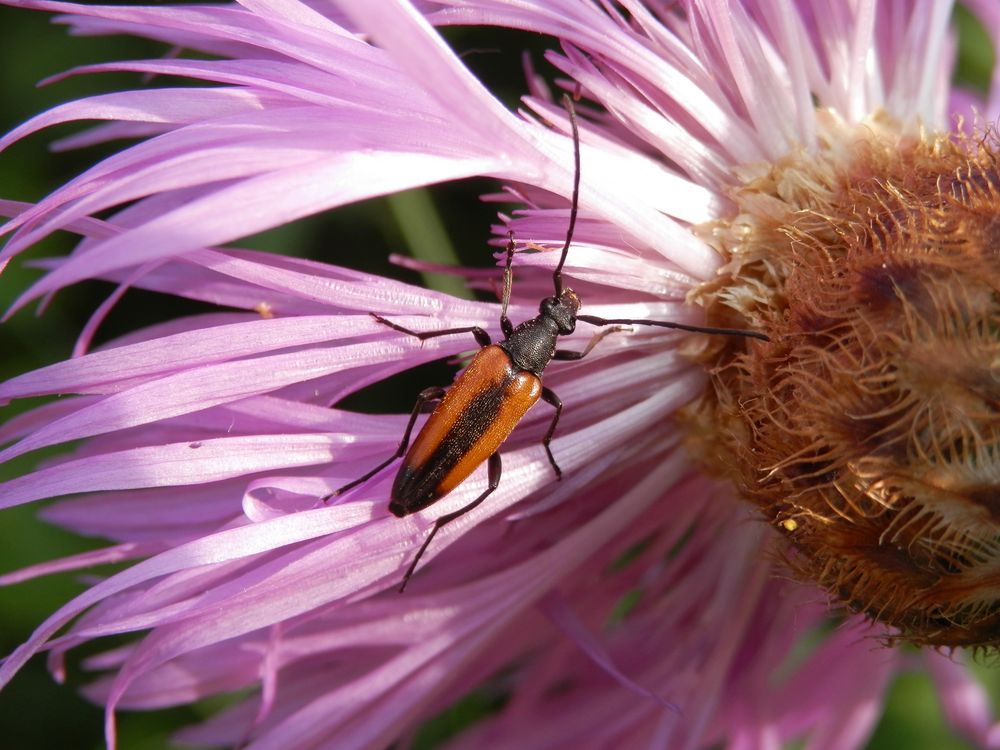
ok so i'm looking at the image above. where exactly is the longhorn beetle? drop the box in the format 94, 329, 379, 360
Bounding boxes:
331, 95, 768, 591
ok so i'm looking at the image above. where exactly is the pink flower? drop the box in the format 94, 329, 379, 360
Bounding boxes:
1, 1, 999, 748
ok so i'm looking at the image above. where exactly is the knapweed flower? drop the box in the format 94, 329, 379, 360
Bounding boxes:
2, 0, 1000, 748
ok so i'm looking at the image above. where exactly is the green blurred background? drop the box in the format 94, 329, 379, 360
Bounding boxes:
0, 4, 998, 749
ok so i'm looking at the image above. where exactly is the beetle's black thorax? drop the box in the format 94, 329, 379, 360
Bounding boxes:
500, 317, 560, 375
499, 288, 581, 376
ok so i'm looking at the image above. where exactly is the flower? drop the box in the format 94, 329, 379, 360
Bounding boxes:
1, 1, 999, 749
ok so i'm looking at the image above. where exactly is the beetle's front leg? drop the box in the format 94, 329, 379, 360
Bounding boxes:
371, 313, 492, 348
552, 325, 630, 361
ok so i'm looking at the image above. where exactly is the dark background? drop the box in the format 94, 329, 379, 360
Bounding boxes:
0, 4, 997, 748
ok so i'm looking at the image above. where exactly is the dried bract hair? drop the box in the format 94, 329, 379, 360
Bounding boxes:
689, 123, 1000, 648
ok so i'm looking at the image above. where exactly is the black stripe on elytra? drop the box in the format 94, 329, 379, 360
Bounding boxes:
391, 375, 512, 513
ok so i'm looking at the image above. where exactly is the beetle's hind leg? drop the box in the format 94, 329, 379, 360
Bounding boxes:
399, 452, 502, 592
325, 386, 446, 502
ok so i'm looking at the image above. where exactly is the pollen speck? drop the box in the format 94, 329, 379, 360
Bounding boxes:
688, 117, 1000, 648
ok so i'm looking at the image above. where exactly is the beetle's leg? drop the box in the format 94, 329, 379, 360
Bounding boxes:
399, 452, 502, 592
540, 387, 564, 480
552, 325, 630, 361
498, 231, 515, 338
325, 386, 447, 501
576, 313, 769, 342
371, 313, 492, 348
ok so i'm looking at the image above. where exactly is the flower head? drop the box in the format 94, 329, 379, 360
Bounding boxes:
1, 1, 999, 748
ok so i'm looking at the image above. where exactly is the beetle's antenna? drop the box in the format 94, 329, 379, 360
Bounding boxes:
552, 93, 581, 298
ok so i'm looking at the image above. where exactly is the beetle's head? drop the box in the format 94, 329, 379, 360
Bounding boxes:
540, 288, 581, 335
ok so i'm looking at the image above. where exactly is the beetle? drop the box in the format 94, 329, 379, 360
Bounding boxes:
330, 96, 768, 591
